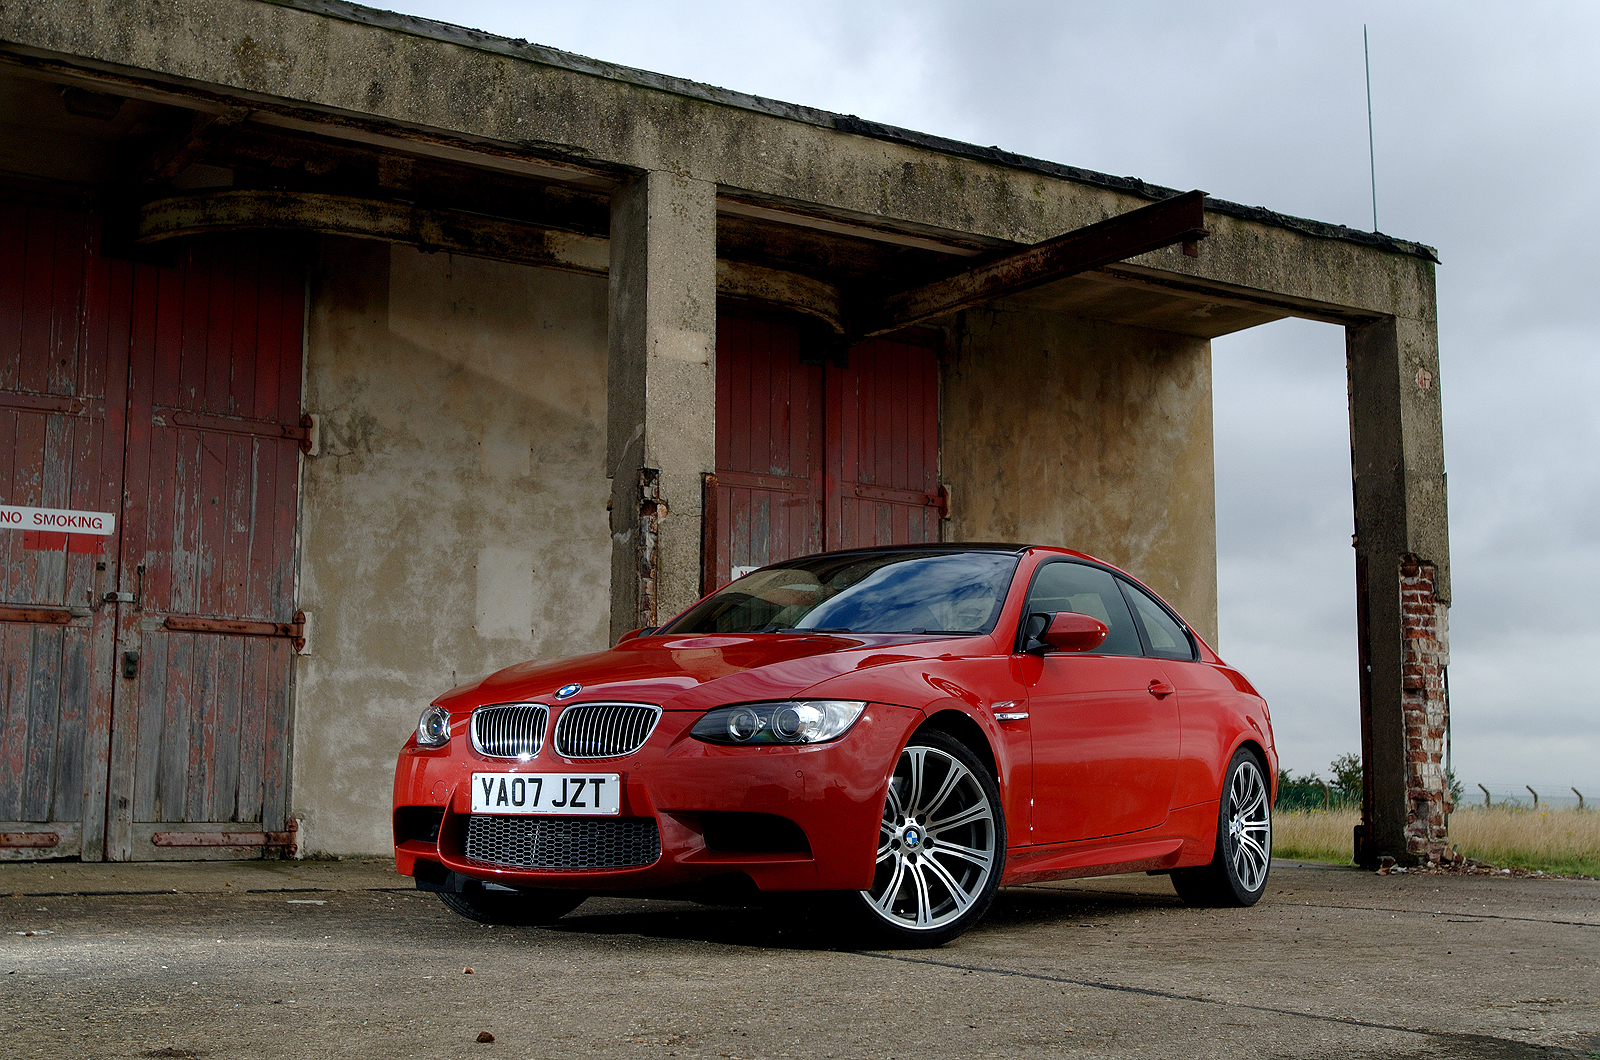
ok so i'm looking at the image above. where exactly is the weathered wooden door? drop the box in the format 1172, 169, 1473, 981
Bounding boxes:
825, 336, 943, 549
104, 235, 306, 861
709, 314, 826, 587
0, 202, 129, 860
709, 313, 943, 591
0, 198, 305, 861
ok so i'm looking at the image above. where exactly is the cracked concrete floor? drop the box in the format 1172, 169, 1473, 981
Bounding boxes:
1, 858, 1596, 1059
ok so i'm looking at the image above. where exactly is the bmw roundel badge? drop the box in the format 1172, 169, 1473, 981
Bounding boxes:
555, 683, 581, 700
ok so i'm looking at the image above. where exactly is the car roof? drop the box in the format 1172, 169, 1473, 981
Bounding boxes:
775, 542, 1120, 561
784, 542, 1034, 557
769, 542, 1127, 574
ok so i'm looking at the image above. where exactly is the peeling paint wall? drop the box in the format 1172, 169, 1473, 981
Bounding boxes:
942, 306, 1218, 646
293, 238, 611, 854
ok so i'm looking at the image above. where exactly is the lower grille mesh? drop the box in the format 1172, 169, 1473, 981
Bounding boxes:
463, 815, 661, 870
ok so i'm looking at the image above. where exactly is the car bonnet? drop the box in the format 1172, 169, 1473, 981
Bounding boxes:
433, 632, 983, 713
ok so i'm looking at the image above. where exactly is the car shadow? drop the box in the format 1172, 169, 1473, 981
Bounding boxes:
542, 881, 1186, 950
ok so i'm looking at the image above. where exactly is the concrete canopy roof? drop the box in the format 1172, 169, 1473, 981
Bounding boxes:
261, 0, 1436, 264
0, 0, 1437, 334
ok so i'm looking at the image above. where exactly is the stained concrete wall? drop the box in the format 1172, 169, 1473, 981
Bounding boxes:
293, 238, 611, 854
942, 306, 1218, 647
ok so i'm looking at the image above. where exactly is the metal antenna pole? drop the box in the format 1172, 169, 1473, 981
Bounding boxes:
1365, 25, 1378, 232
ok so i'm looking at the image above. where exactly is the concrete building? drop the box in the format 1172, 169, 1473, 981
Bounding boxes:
0, 0, 1449, 866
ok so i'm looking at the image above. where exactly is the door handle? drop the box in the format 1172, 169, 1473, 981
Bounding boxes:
1148, 679, 1175, 698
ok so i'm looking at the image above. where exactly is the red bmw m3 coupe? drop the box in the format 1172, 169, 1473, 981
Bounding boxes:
393, 544, 1276, 946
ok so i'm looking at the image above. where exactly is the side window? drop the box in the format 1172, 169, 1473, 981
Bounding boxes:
1022, 562, 1143, 656
1120, 581, 1196, 661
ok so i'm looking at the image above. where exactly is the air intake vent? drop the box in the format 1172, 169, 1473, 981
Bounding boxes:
464, 815, 661, 870
471, 704, 549, 759
553, 703, 661, 759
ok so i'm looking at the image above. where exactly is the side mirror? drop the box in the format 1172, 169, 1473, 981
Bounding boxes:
617, 626, 656, 644
1031, 611, 1108, 654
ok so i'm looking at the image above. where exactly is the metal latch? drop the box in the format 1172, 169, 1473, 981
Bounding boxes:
103, 591, 135, 604
121, 651, 139, 679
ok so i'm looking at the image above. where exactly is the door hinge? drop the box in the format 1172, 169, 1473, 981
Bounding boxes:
159, 609, 308, 653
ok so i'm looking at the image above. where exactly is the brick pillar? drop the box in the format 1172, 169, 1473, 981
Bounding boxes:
1347, 306, 1450, 868
1400, 554, 1451, 860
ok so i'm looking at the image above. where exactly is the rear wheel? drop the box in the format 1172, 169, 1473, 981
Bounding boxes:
1172, 748, 1272, 907
438, 885, 587, 925
849, 729, 1005, 947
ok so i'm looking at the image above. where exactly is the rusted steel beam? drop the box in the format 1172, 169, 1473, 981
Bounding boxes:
856, 190, 1209, 337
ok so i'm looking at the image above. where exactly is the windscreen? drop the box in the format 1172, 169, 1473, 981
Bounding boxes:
659, 551, 1021, 636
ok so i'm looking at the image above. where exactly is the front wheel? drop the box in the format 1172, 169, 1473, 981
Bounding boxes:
438, 885, 587, 925
1172, 748, 1272, 907
848, 729, 1005, 947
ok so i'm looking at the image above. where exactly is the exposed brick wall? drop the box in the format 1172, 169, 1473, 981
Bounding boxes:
636, 468, 664, 629
1400, 553, 1452, 862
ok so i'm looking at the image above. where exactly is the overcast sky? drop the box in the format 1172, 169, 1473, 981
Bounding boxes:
384, 0, 1600, 801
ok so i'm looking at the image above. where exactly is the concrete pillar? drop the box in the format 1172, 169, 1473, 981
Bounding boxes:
605, 170, 717, 642
1346, 309, 1451, 867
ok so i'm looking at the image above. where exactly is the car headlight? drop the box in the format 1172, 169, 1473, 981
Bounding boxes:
416, 706, 452, 748
691, 700, 866, 745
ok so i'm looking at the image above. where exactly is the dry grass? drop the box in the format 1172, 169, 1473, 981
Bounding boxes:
1449, 806, 1600, 875
1274, 808, 1361, 864
1272, 805, 1600, 875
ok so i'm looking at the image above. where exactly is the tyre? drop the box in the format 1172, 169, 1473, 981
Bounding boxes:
1172, 747, 1272, 907
438, 885, 587, 925
849, 728, 1005, 947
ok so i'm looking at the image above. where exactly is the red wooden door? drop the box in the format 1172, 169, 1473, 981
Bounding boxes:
710, 316, 942, 592
825, 337, 942, 550
0, 202, 129, 860
105, 236, 306, 861
0, 199, 304, 862
709, 314, 825, 588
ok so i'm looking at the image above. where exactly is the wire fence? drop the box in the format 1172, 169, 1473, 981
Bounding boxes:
1275, 783, 1359, 813
1464, 786, 1590, 811
1275, 782, 1593, 813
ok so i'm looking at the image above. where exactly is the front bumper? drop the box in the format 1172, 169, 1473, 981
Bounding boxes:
393, 702, 922, 893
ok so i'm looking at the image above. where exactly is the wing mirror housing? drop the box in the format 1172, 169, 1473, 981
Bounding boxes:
1025, 611, 1109, 654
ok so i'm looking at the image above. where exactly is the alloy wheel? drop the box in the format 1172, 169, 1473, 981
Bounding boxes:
1226, 757, 1272, 892
863, 744, 998, 931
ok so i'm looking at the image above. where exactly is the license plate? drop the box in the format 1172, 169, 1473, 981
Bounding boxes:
470, 773, 621, 816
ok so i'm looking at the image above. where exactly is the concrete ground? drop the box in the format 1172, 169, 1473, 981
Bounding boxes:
1, 858, 1596, 1060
